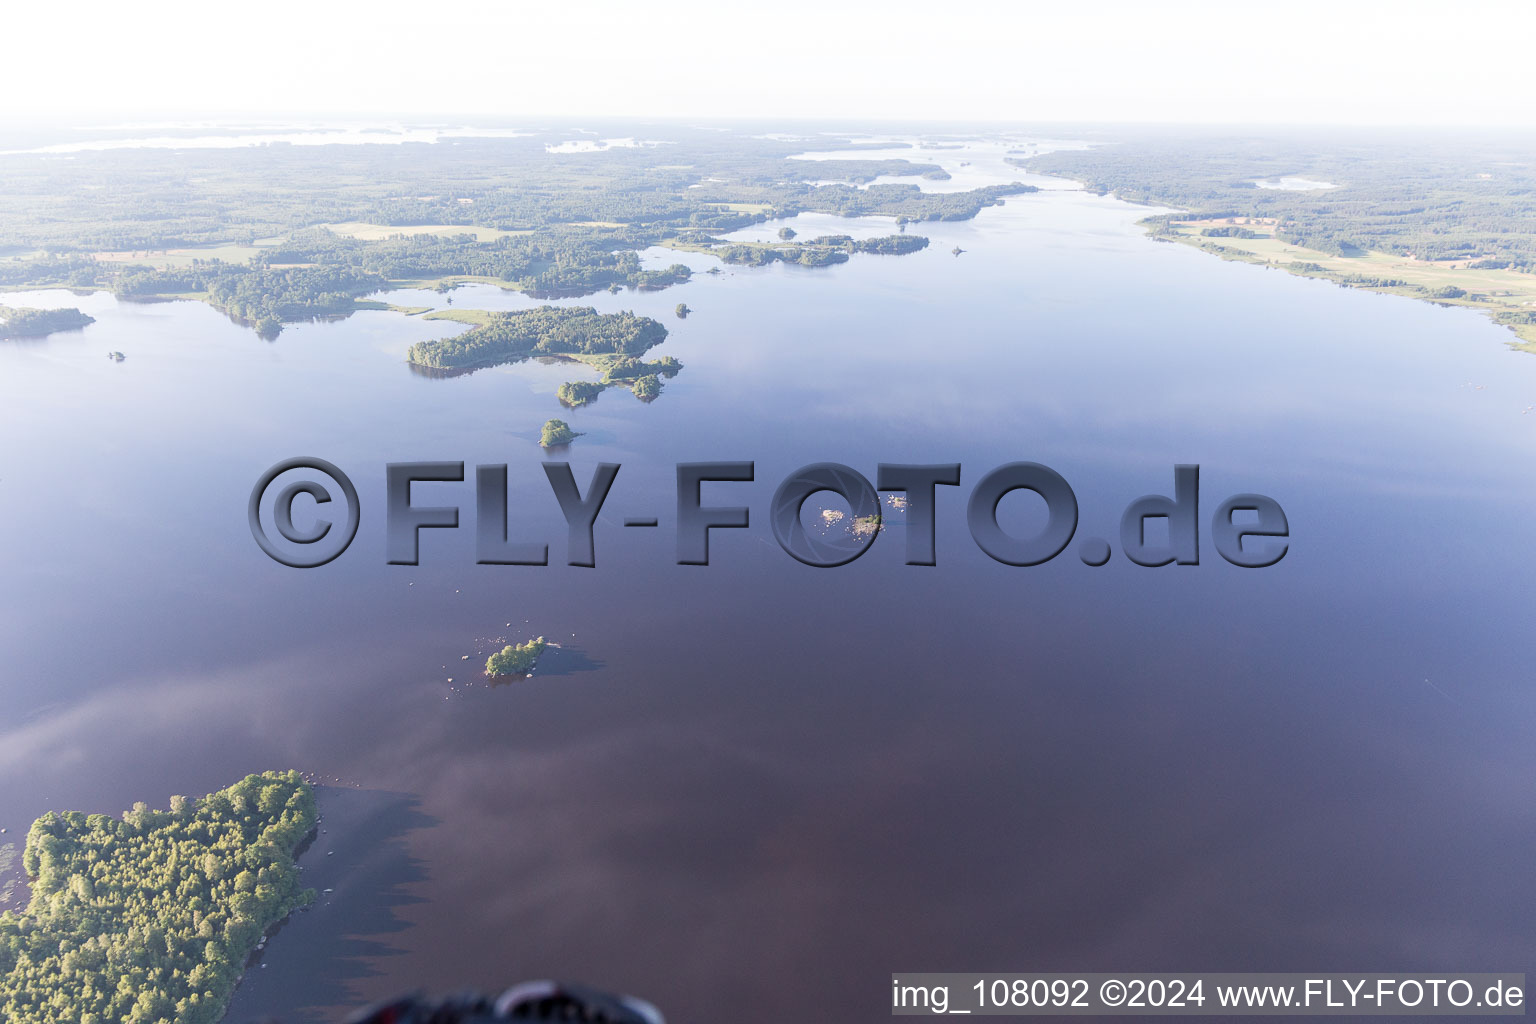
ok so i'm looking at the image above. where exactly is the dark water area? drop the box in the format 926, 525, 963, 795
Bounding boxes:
1, 146, 1533, 1022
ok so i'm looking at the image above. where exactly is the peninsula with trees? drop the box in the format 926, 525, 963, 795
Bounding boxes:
0, 771, 318, 1024
0, 306, 94, 339
1028, 134, 1536, 348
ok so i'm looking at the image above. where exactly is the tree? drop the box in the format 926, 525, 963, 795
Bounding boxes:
540, 419, 580, 447
632, 374, 662, 400
556, 381, 602, 408
486, 637, 547, 676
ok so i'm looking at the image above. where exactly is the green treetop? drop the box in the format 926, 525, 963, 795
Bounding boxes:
486, 637, 548, 676
540, 419, 580, 446
0, 771, 318, 1024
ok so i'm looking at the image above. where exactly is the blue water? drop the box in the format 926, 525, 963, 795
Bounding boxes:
0, 157, 1533, 1022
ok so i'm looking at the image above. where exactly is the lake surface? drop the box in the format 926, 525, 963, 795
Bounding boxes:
1, 139, 1534, 1022
1254, 176, 1339, 191
789, 137, 1083, 193
1, 123, 536, 155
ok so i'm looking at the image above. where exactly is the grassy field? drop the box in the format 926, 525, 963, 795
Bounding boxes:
92, 243, 265, 268
1162, 218, 1536, 348
421, 308, 500, 325
355, 300, 431, 315
392, 273, 527, 292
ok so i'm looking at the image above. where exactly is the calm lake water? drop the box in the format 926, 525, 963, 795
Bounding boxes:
1, 141, 1534, 1022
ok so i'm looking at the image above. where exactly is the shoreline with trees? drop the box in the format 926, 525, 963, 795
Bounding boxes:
0, 306, 95, 338
406, 306, 669, 371
1027, 137, 1536, 348
0, 771, 318, 1024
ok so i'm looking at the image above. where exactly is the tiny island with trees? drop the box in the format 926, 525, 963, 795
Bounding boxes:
486, 637, 547, 676
683, 232, 930, 268
540, 419, 580, 446
0, 306, 95, 339
0, 771, 318, 1024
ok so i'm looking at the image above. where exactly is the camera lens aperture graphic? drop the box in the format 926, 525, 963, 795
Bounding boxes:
769, 462, 883, 568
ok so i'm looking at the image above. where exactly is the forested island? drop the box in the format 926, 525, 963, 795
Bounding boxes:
487, 637, 547, 675
540, 420, 579, 446
114, 263, 385, 338
0, 771, 317, 1024
408, 306, 668, 369
0, 306, 95, 339
1028, 135, 1536, 347
686, 232, 930, 268
256, 228, 694, 299
408, 305, 681, 405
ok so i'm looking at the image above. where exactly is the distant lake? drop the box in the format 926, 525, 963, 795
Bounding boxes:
789, 138, 1083, 192
1, 138, 1533, 1023
544, 137, 671, 154
1254, 176, 1338, 190
0, 123, 534, 155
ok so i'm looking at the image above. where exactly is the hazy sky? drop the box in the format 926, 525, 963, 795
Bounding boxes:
4, 0, 1534, 126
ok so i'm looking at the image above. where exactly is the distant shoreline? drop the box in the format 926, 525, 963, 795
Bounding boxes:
1027, 167, 1536, 351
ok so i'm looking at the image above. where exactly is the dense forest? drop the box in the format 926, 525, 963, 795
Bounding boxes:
1028, 132, 1536, 266
0, 128, 1037, 335
1027, 132, 1536, 345
113, 263, 386, 336
0, 771, 317, 1024
0, 306, 95, 339
407, 306, 669, 370
259, 228, 693, 298
0, 132, 1019, 252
